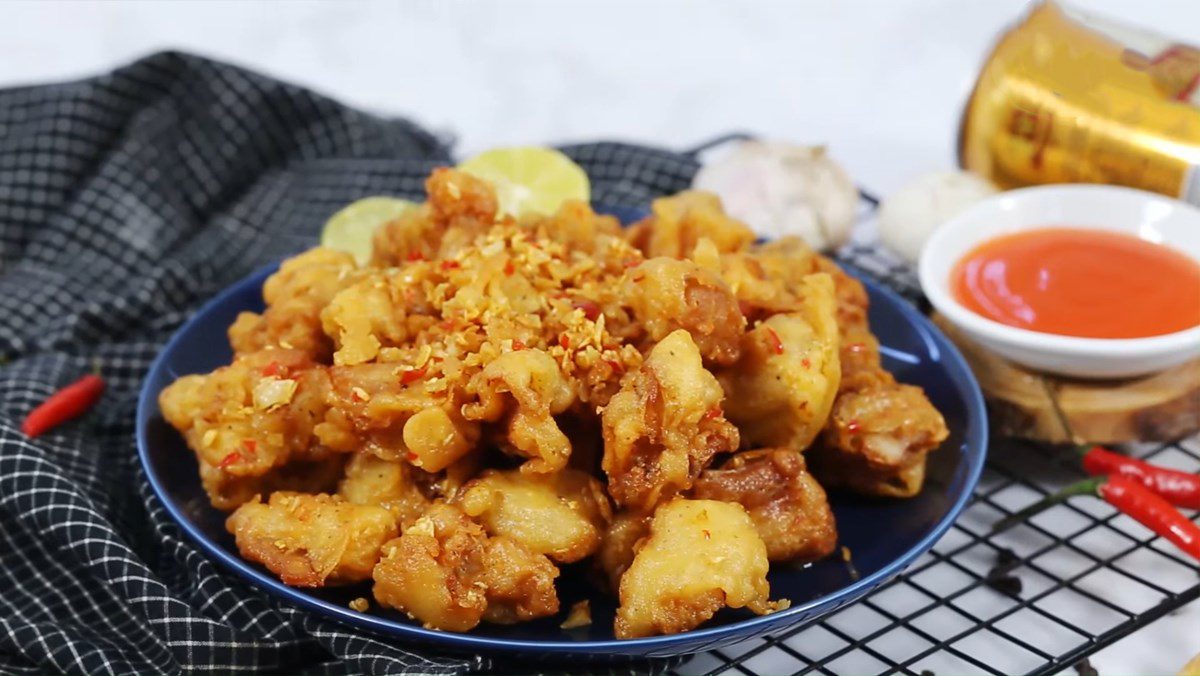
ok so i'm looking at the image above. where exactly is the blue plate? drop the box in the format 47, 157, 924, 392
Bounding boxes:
136, 208, 986, 659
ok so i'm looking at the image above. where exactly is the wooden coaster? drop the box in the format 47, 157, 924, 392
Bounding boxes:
932, 314, 1200, 444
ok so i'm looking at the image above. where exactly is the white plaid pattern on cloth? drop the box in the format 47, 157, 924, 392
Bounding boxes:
0, 52, 697, 675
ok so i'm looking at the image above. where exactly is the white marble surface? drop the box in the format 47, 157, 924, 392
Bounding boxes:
2, 0, 1197, 673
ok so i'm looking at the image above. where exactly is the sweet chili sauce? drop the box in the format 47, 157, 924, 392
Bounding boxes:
951, 228, 1200, 339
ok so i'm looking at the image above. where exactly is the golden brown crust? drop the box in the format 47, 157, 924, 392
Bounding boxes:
691, 449, 837, 562
614, 499, 786, 639
602, 330, 739, 511
226, 492, 398, 587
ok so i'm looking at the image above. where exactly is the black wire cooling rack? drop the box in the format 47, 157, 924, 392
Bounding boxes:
668, 188, 1200, 676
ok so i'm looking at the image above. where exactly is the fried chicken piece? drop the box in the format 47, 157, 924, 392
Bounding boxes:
227, 492, 398, 587
457, 468, 612, 563
320, 273, 411, 366
718, 273, 841, 452
626, 191, 756, 259
371, 503, 558, 631
521, 199, 624, 255
691, 449, 837, 562
315, 362, 478, 472
479, 535, 561, 625
810, 380, 948, 497
338, 452, 430, 527
614, 499, 787, 639
621, 258, 745, 366
371, 168, 498, 266
228, 248, 363, 361
602, 330, 739, 511
198, 457, 346, 514
596, 511, 651, 592
462, 349, 575, 474
745, 237, 948, 497
158, 348, 334, 510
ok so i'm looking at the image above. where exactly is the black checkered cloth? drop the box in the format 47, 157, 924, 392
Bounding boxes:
0, 52, 699, 675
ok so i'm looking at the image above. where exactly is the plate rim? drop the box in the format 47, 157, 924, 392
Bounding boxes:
136, 255, 987, 657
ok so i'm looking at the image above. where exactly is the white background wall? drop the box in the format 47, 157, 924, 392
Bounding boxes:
2, 0, 1196, 673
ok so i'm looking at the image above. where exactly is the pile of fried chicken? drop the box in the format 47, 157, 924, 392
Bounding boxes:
159, 167, 947, 638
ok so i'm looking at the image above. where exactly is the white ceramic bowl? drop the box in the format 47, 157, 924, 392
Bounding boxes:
919, 184, 1200, 379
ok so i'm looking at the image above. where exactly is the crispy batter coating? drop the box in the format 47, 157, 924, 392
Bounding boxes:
622, 258, 745, 366
160, 169, 949, 638
458, 468, 612, 563
226, 492, 398, 587
597, 511, 651, 592
729, 235, 948, 497
718, 274, 841, 452
371, 168, 498, 266
338, 452, 430, 527
691, 449, 837, 562
371, 503, 558, 631
615, 499, 787, 639
626, 191, 756, 259
602, 330, 739, 511
229, 248, 364, 361
810, 381, 947, 497
158, 348, 334, 510
462, 350, 575, 473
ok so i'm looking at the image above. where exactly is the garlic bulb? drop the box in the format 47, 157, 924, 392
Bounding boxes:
878, 171, 998, 265
692, 141, 858, 250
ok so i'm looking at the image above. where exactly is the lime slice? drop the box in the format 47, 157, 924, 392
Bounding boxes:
458, 146, 590, 217
320, 196, 417, 265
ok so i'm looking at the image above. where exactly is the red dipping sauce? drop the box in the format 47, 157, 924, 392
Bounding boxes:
951, 228, 1200, 339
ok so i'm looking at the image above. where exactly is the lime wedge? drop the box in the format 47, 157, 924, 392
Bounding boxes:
320, 196, 418, 265
458, 146, 590, 217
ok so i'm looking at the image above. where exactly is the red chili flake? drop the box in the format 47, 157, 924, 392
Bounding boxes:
261, 361, 285, 377
846, 420, 861, 433
405, 451, 420, 463
623, 259, 639, 268
764, 327, 784, 355
503, 260, 515, 276
573, 299, 601, 320
802, 357, 811, 368
406, 250, 425, 262
512, 339, 526, 351
558, 335, 570, 349
440, 260, 460, 271
737, 300, 754, 317
704, 406, 722, 420
401, 365, 428, 385
605, 359, 624, 373
631, 273, 645, 282
219, 452, 242, 469
241, 439, 258, 454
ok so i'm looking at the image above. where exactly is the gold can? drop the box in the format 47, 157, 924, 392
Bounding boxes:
959, 2, 1200, 205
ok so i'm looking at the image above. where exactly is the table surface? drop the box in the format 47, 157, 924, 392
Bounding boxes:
2, 1, 1197, 673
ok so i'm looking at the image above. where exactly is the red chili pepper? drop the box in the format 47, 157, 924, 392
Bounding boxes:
703, 406, 722, 420
406, 250, 425, 262
440, 260, 460, 271
512, 339, 526, 351
605, 359, 624, 373
219, 452, 242, 469
401, 365, 427, 385
503, 260, 515, 276
994, 475, 1200, 561
763, 327, 784, 355
242, 439, 258, 454
559, 335, 570, 349
845, 419, 860, 433
261, 361, 285, 377
21, 374, 105, 438
1081, 445, 1200, 510
572, 299, 601, 321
